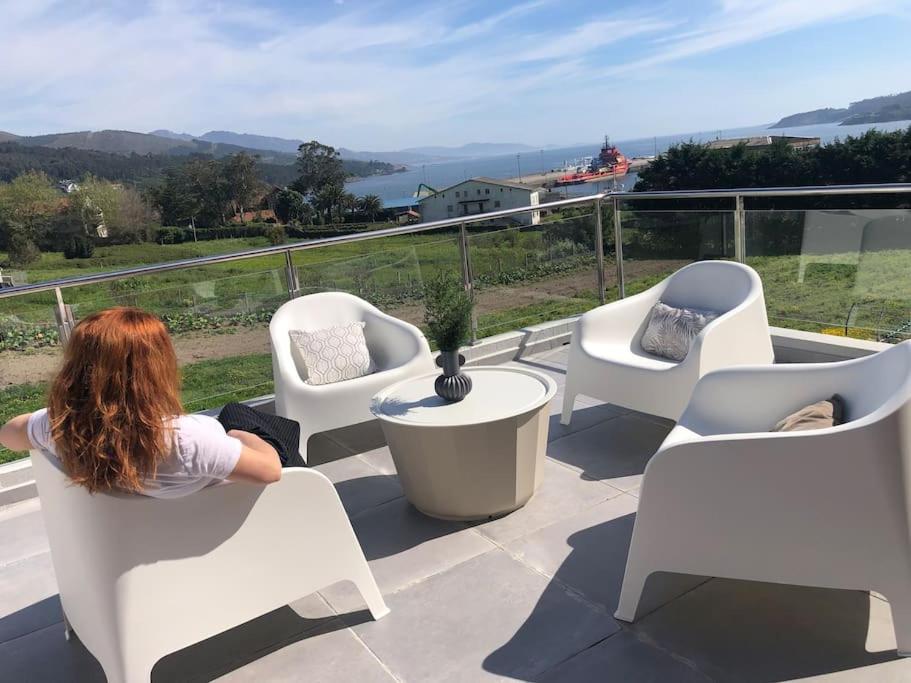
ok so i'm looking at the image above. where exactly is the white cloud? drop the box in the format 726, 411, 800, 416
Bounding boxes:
0, 0, 908, 148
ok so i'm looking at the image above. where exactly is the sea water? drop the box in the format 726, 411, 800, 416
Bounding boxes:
346, 119, 911, 203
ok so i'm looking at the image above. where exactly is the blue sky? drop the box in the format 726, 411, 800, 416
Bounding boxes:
2, 0, 910, 150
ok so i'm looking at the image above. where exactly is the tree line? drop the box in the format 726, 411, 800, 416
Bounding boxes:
0, 142, 398, 186
0, 141, 386, 267
635, 126, 911, 191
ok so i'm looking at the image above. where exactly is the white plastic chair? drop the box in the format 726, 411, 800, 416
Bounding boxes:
562, 261, 774, 423
615, 341, 911, 655
270, 292, 434, 463
31, 449, 388, 682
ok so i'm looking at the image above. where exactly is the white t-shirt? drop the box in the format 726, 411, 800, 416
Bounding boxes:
27, 409, 243, 499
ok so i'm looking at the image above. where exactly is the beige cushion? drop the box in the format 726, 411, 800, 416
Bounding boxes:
772, 395, 846, 432
288, 322, 374, 386
640, 302, 720, 362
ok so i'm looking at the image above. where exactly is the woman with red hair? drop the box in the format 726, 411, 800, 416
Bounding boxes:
0, 307, 282, 496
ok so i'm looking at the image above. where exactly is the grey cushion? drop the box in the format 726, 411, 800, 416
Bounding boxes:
288, 322, 374, 386
640, 302, 720, 362
772, 395, 845, 432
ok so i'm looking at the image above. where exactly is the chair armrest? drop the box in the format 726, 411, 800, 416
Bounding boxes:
677, 362, 853, 436
576, 286, 663, 347
364, 309, 432, 370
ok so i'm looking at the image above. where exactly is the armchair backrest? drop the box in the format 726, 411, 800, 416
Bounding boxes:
832, 341, 911, 423
270, 292, 374, 376
660, 261, 761, 315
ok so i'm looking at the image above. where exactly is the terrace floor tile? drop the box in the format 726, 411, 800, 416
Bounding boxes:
319, 497, 495, 615
314, 453, 403, 519
633, 578, 911, 682
536, 629, 713, 682
546, 412, 672, 490
351, 548, 620, 683
472, 458, 621, 546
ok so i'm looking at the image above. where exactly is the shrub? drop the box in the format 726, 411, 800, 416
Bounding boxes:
6, 232, 40, 266
63, 234, 95, 259
265, 224, 286, 245
423, 275, 473, 351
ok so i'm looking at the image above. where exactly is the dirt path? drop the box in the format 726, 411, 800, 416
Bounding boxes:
0, 259, 688, 388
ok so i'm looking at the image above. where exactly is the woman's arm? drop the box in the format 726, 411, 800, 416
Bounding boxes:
0, 414, 34, 452
226, 429, 283, 484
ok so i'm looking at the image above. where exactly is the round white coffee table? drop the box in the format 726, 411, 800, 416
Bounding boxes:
371, 366, 557, 521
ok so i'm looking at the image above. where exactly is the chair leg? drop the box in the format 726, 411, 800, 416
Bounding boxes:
351, 565, 389, 620
614, 565, 650, 622
885, 586, 911, 656
560, 390, 576, 426
62, 608, 72, 642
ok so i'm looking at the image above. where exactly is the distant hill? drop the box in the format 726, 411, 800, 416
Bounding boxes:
0, 139, 399, 187
3, 129, 298, 164
770, 90, 911, 128
148, 129, 195, 142
148, 130, 537, 165
769, 108, 848, 128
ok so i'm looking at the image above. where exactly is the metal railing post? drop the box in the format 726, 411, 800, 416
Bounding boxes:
284, 249, 300, 299
593, 197, 606, 305
612, 196, 625, 299
53, 286, 75, 346
734, 194, 746, 262
458, 222, 478, 344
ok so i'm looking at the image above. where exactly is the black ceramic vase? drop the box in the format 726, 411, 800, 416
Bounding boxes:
434, 350, 472, 402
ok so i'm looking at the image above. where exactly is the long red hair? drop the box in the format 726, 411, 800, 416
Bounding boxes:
48, 307, 183, 493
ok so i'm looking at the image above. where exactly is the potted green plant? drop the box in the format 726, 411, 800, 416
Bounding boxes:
424, 274, 473, 402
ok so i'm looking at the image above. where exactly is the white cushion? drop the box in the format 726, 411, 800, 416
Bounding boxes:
288, 322, 374, 386
640, 302, 719, 362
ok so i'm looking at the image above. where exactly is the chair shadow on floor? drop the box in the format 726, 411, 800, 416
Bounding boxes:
483, 513, 900, 683
0, 595, 364, 682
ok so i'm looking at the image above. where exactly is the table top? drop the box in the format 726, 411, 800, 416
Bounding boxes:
371, 366, 557, 427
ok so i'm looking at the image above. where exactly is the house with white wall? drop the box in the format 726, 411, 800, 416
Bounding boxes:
418, 177, 542, 226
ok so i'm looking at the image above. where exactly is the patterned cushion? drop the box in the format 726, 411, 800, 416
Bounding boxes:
288, 322, 374, 386
640, 302, 720, 362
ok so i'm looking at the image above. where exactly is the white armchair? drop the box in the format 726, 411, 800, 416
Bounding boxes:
31, 449, 388, 683
562, 261, 774, 423
270, 292, 434, 463
615, 341, 911, 655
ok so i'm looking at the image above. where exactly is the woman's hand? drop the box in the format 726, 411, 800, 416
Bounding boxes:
0, 414, 33, 452
226, 429, 283, 484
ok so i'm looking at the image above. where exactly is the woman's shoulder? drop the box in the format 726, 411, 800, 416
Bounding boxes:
174, 413, 230, 442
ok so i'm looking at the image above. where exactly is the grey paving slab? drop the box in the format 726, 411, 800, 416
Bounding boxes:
352, 548, 620, 683
0, 621, 105, 682
0, 498, 48, 567
634, 578, 908, 682
304, 431, 355, 466
547, 412, 672, 490
0, 551, 61, 643
320, 497, 495, 614
547, 398, 627, 443
473, 459, 621, 546
321, 419, 388, 456
536, 630, 712, 682
157, 598, 342, 681
314, 454, 403, 518
505, 495, 640, 614
216, 622, 394, 682
358, 446, 397, 476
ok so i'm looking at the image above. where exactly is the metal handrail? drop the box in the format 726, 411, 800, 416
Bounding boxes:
611, 183, 911, 200
0, 194, 602, 299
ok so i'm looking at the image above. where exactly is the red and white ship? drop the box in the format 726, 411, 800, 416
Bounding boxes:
553, 136, 630, 186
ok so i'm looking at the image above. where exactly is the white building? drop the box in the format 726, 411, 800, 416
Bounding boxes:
418, 177, 542, 226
